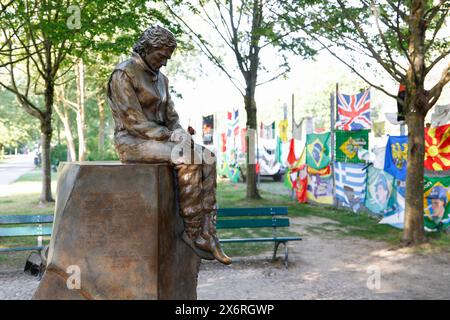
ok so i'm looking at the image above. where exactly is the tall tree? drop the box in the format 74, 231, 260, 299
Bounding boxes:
163, 0, 315, 199
0, 0, 171, 202
54, 83, 77, 161
280, 0, 450, 244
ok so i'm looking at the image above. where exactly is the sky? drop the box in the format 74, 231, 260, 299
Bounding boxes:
167, 46, 449, 147
156, 0, 449, 147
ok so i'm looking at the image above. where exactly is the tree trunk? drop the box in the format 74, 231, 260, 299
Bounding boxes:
97, 88, 106, 158
54, 94, 77, 162
402, 0, 427, 244
76, 59, 86, 161
403, 106, 426, 245
60, 112, 77, 162
63, 109, 77, 162
40, 112, 53, 203
244, 84, 261, 199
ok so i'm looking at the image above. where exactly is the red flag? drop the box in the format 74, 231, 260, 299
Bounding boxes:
397, 84, 406, 121
425, 123, 450, 170
287, 138, 296, 166
241, 128, 247, 152
221, 133, 227, 152
296, 165, 307, 203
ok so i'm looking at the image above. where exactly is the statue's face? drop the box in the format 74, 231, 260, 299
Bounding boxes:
143, 46, 174, 71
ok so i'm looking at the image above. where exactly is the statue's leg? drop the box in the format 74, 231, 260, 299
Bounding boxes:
195, 147, 232, 265
175, 164, 214, 260
114, 132, 176, 164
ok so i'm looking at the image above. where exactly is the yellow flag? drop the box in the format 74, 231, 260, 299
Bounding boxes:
279, 119, 289, 142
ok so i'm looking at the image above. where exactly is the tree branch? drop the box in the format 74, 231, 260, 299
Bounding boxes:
310, 34, 399, 101
336, 0, 403, 83
428, 60, 450, 108
163, 0, 245, 96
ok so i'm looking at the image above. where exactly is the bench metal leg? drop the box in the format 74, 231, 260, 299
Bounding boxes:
273, 241, 289, 268
272, 241, 281, 261
284, 243, 289, 269
37, 249, 43, 280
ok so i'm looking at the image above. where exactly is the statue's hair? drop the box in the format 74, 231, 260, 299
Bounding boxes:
132, 26, 177, 56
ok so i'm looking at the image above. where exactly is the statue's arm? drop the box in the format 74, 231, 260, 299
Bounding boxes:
108, 70, 172, 141
164, 76, 185, 132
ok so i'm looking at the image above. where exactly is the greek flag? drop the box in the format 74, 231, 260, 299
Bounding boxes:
334, 162, 367, 212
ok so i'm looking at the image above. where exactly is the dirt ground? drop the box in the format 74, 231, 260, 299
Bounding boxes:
1, 215, 449, 300
198, 216, 450, 299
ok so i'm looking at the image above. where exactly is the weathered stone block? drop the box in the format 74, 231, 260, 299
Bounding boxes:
33, 162, 200, 300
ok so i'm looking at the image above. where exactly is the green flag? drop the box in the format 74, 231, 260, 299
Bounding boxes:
275, 137, 282, 163
335, 130, 369, 163
306, 132, 330, 170
424, 175, 450, 231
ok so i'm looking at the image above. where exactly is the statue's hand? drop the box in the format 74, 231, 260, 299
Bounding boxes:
169, 128, 189, 143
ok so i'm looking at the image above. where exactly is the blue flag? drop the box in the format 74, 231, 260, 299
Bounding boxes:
384, 135, 408, 181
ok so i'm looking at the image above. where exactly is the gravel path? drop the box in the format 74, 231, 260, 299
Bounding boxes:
199, 216, 450, 299
1, 215, 449, 300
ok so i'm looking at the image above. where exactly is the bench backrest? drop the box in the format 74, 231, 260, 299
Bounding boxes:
0, 214, 54, 237
0, 207, 290, 235
216, 207, 289, 229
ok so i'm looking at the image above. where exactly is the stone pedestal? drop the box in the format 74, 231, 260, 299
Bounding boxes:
33, 162, 200, 300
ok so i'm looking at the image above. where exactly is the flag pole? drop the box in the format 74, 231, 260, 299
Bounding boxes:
331, 83, 338, 206
291, 94, 296, 200
292, 93, 295, 138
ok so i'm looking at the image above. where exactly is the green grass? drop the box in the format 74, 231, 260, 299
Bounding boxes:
216, 180, 450, 254
14, 169, 57, 183
0, 169, 56, 267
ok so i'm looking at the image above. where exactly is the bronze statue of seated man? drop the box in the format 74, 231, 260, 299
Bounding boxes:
107, 25, 231, 265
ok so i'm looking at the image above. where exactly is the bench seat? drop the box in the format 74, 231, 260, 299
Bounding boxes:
220, 236, 302, 243
0, 246, 46, 253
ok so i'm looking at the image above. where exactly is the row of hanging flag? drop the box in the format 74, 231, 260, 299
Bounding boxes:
284, 127, 450, 232
207, 101, 450, 150
282, 86, 450, 232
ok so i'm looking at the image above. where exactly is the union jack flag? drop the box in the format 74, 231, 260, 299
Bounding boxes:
336, 89, 372, 131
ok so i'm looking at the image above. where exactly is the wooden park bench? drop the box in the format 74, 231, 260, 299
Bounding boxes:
0, 214, 53, 254
0, 208, 302, 268
217, 207, 302, 268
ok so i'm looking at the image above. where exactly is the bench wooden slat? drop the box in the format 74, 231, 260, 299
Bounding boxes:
220, 236, 302, 243
216, 218, 289, 229
0, 226, 53, 237
218, 207, 288, 217
0, 214, 54, 225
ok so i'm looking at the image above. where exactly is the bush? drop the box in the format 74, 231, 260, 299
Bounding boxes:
87, 146, 119, 161
51, 144, 68, 166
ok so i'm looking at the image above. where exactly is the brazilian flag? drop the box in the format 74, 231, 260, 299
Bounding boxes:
335, 130, 370, 163
423, 175, 450, 232
306, 132, 330, 170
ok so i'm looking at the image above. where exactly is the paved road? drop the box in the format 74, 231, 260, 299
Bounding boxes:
0, 154, 36, 197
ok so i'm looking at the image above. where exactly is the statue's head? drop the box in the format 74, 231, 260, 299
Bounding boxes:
133, 25, 177, 72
